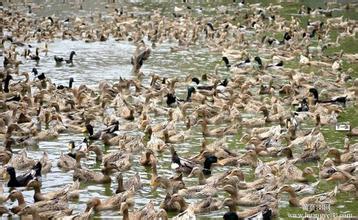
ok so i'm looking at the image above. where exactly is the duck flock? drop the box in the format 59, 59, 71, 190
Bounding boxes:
1, 0, 358, 219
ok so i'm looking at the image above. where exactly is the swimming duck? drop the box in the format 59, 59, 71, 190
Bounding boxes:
139, 149, 155, 166
278, 147, 320, 164
73, 162, 119, 184
160, 193, 188, 213
85, 188, 134, 212
308, 88, 347, 106
102, 151, 132, 172
39, 151, 52, 174
54, 51, 76, 65
57, 150, 86, 171
7, 190, 70, 215
8, 150, 36, 170
5, 162, 42, 187
222, 204, 273, 220
0, 138, 13, 165
278, 185, 338, 211
170, 146, 197, 173
116, 173, 141, 194
327, 147, 354, 165
120, 200, 168, 220
27, 178, 80, 202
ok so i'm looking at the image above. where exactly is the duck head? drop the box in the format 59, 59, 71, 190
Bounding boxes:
222, 56, 231, 68
26, 178, 41, 189
278, 147, 293, 159
223, 211, 239, 220
85, 124, 94, 136
5, 167, 16, 179
68, 140, 76, 151
86, 197, 101, 211
69, 51, 76, 60
69, 77, 74, 88
191, 77, 200, 85
6, 190, 24, 202
309, 88, 319, 102
203, 155, 218, 175
32, 161, 42, 177
166, 93, 176, 106
102, 162, 119, 174
186, 86, 196, 101
254, 56, 263, 67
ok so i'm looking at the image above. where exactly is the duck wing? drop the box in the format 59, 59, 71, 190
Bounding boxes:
54, 56, 64, 63
15, 172, 34, 186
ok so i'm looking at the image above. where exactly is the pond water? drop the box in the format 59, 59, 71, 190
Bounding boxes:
1, 0, 358, 219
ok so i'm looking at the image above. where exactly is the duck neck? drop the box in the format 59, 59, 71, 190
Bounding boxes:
33, 186, 41, 194
69, 79, 73, 89
16, 194, 26, 206
75, 156, 82, 168
92, 147, 103, 162
201, 121, 208, 133
331, 151, 341, 164
8, 172, 18, 185
69, 53, 75, 61
3, 76, 11, 93
122, 206, 129, 220
197, 172, 206, 185
152, 163, 158, 178
163, 131, 169, 143
285, 188, 300, 207
160, 178, 173, 193
116, 176, 124, 193
285, 149, 294, 160
228, 188, 239, 201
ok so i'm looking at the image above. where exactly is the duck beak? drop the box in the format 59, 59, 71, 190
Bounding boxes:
150, 179, 158, 190
67, 143, 72, 151
2, 172, 8, 180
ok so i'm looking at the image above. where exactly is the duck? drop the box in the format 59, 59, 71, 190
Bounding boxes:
5, 162, 42, 187
87, 144, 103, 162
139, 149, 155, 166
85, 189, 134, 212
170, 146, 197, 173
222, 205, 273, 220
54, 51, 76, 65
39, 151, 52, 174
57, 150, 86, 171
150, 173, 186, 195
0, 138, 13, 165
73, 162, 119, 184
102, 151, 132, 172
8, 149, 37, 170
326, 147, 354, 165
278, 185, 338, 211
17, 204, 73, 219
160, 193, 188, 213
279, 161, 316, 183
222, 184, 276, 207
6, 190, 70, 215
120, 201, 168, 220
278, 147, 320, 164
27, 178, 80, 202
308, 88, 348, 106
116, 173, 141, 194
